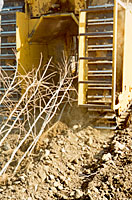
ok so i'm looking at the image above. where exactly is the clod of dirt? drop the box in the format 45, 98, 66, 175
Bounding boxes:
0, 121, 132, 200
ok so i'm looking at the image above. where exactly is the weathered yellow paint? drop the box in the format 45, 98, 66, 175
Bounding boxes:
28, 13, 78, 43
78, 2, 132, 114
116, 8, 132, 114
16, 10, 78, 91
16, 12, 46, 76
112, 0, 118, 110
115, 2, 132, 114
78, 11, 87, 105
123, 9, 132, 93
16, 0, 132, 115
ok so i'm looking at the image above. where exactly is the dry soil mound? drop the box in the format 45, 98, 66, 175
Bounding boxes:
0, 122, 132, 200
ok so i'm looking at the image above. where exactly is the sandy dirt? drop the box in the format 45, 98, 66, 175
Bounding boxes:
0, 0, 132, 199
0, 119, 132, 200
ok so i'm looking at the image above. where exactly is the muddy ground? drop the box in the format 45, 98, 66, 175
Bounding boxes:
0, 117, 132, 200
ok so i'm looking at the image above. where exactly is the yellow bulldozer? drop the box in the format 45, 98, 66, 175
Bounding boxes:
1, 0, 132, 130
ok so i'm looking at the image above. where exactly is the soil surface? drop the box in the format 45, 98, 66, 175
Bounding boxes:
0, 120, 132, 200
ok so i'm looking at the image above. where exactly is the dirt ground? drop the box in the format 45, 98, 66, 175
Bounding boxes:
0, 0, 132, 199
0, 116, 132, 200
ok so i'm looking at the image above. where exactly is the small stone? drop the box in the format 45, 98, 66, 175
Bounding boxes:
93, 187, 99, 193
75, 189, 83, 198
20, 176, 25, 181
49, 187, 57, 194
14, 180, 21, 184
43, 138, 49, 144
73, 125, 79, 130
84, 153, 89, 159
49, 175, 55, 180
114, 174, 120, 180
58, 185, 63, 190
58, 140, 64, 145
88, 126, 93, 131
39, 149, 44, 153
115, 141, 125, 150
64, 179, 69, 185
2, 143, 10, 151
10, 160, 18, 167
117, 150, 123, 154
59, 175, 65, 181
67, 177, 71, 181
54, 181, 60, 187
35, 184, 38, 192
38, 169, 46, 181
61, 148, 66, 153
8, 186, 14, 190
54, 155, 59, 158
60, 194, 68, 200
88, 137, 93, 146
21, 188, 26, 193
87, 189, 91, 194
67, 163, 75, 171
70, 191, 75, 197
103, 144, 108, 148
71, 158, 78, 164
0, 174, 8, 185
45, 160, 52, 165
45, 149, 50, 157
27, 198, 32, 200
82, 146, 86, 151
44, 165, 50, 173
102, 153, 112, 161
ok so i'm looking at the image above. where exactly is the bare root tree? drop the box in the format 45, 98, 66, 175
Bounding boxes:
0, 55, 76, 176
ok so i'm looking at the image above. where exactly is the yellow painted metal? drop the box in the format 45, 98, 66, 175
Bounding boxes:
116, 3, 132, 114
117, 0, 127, 9
112, 0, 117, 111
28, 13, 78, 43
122, 9, 132, 93
78, 11, 87, 105
16, 10, 78, 87
78, 1, 132, 114
16, 0, 132, 116
16, 12, 48, 93
16, 12, 46, 76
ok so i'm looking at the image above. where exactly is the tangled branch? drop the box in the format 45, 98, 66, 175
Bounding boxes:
0, 55, 76, 176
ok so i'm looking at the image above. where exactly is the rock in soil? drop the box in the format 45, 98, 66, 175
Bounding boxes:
0, 121, 132, 200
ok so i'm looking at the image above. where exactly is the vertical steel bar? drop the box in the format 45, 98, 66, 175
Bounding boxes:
112, 0, 118, 110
